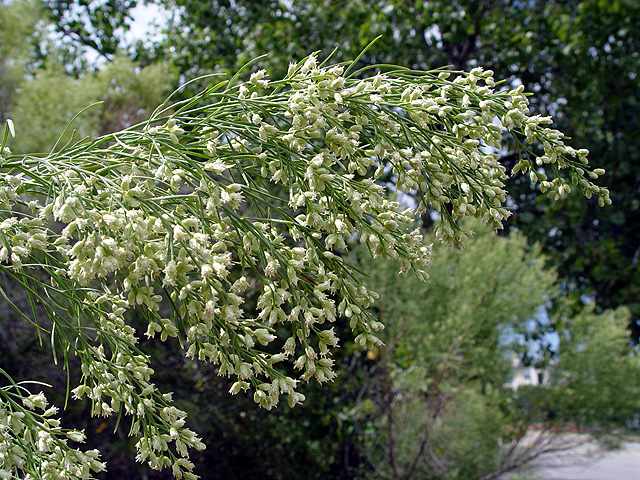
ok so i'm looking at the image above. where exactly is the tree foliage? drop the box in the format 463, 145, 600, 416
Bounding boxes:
545, 305, 639, 427
0, 0, 44, 124
356, 226, 554, 480
43, 0, 139, 60
354, 226, 639, 480
8, 55, 174, 153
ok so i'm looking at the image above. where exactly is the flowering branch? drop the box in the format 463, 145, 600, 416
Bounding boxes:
0, 53, 608, 479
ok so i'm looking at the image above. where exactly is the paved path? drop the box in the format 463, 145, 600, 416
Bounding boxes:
515, 440, 640, 480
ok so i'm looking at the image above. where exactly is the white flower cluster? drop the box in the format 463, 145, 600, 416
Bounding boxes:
0, 390, 105, 479
0, 53, 608, 478
71, 343, 205, 478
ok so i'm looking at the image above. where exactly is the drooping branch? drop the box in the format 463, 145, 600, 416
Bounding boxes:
0, 52, 608, 479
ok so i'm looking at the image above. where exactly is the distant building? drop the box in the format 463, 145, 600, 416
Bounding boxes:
504, 355, 549, 390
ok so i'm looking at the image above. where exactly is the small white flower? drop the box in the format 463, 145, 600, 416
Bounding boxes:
201, 264, 213, 277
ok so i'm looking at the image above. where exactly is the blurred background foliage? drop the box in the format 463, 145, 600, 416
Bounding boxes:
1, 0, 639, 478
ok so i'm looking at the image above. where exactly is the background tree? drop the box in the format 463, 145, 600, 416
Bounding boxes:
5, 55, 173, 153
544, 305, 639, 428
352, 224, 640, 480
358, 225, 571, 479
0, 0, 176, 154
0, 0, 44, 124
43, 0, 140, 61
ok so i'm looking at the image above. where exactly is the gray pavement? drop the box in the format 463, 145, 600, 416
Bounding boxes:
511, 439, 640, 480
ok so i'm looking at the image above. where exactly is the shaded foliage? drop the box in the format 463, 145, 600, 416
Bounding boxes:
43, 0, 139, 59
